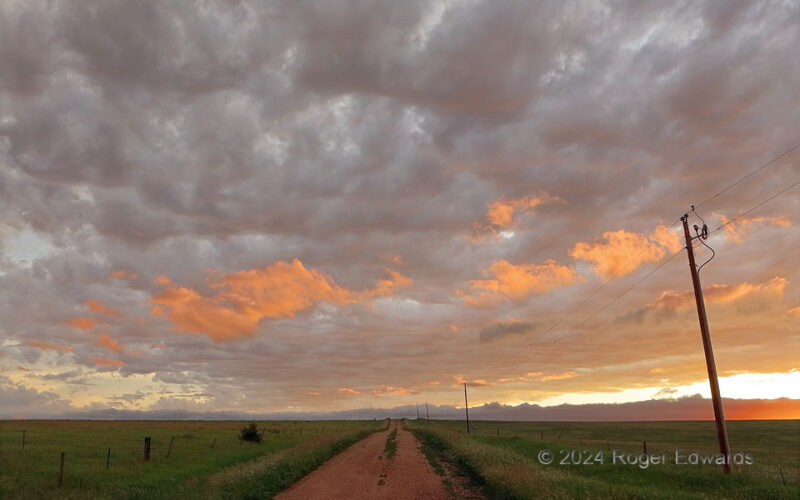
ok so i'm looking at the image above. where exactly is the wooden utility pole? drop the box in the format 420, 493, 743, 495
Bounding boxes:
426, 402, 430, 421
681, 214, 731, 474
416, 402, 420, 420
464, 383, 470, 434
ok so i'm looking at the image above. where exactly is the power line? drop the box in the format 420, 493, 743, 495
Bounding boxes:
532, 178, 799, 350
521, 144, 799, 351
708, 178, 800, 235
523, 219, 682, 346
534, 247, 684, 350
693, 141, 800, 212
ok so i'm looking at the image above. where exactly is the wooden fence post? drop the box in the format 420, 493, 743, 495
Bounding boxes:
166, 436, 175, 458
58, 452, 65, 487
211, 438, 216, 449
106, 448, 111, 469
642, 441, 647, 454
143, 437, 151, 461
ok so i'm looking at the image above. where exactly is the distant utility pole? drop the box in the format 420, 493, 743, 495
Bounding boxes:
426, 402, 430, 421
464, 383, 471, 434
416, 402, 420, 420
681, 213, 731, 474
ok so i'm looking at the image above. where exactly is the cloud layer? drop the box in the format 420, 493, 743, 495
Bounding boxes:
1, 0, 798, 416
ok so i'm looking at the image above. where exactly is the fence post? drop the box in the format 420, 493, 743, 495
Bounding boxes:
106, 448, 111, 469
211, 438, 216, 449
58, 452, 65, 487
642, 441, 647, 454
22, 430, 26, 449
143, 437, 151, 461
166, 436, 175, 458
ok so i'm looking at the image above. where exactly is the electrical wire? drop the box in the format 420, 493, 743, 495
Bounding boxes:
537, 247, 684, 349
692, 141, 800, 212
522, 218, 683, 346
521, 152, 799, 352
708, 178, 800, 236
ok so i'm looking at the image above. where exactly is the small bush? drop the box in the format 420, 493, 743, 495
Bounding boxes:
238, 421, 264, 443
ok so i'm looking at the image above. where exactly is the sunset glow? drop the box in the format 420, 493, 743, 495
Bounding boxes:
1, 0, 798, 421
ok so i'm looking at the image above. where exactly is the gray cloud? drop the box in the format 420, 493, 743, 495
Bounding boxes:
479, 321, 539, 343
0, 0, 798, 416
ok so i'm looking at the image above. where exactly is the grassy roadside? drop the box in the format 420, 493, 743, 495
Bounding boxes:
406, 420, 797, 499
383, 426, 398, 459
187, 419, 387, 499
0, 420, 385, 499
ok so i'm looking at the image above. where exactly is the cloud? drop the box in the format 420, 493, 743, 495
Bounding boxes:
653, 277, 787, 310
86, 299, 121, 317
95, 334, 123, 353
479, 320, 538, 343
337, 388, 360, 395
109, 269, 138, 280
713, 212, 791, 243
475, 193, 563, 237
455, 375, 489, 387
90, 356, 125, 367
539, 371, 578, 382
65, 317, 96, 331
151, 259, 411, 340
372, 385, 420, 396
0, 0, 798, 417
463, 259, 579, 306
28, 339, 73, 353
570, 225, 682, 280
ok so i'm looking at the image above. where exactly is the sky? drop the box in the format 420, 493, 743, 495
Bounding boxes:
1, 0, 799, 420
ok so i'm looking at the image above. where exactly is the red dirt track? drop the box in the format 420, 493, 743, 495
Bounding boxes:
276, 420, 451, 500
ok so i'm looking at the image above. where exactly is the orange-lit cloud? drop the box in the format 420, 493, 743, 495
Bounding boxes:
305, 391, 322, 397
462, 259, 579, 306
91, 356, 125, 366
109, 270, 138, 280
570, 225, 681, 280
487, 193, 562, 229
455, 375, 489, 387
540, 371, 578, 381
28, 339, 74, 352
373, 385, 420, 396
86, 299, 121, 317
337, 387, 360, 395
17, 365, 30, 371
654, 277, 787, 310
789, 306, 800, 316
65, 316, 96, 331
713, 212, 791, 243
151, 259, 411, 341
95, 334, 123, 353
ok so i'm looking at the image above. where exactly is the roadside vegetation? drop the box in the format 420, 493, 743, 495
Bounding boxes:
406, 419, 798, 499
0, 419, 385, 499
382, 426, 398, 459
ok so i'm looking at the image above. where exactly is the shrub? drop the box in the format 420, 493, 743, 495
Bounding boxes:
238, 421, 264, 443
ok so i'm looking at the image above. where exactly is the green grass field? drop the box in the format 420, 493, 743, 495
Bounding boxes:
406, 419, 799, 499
0, 419, 384, 499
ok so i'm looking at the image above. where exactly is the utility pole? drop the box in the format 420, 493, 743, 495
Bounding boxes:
426, 402, 430, 421
464, 383, 470, 434
416, 402, 420, 420
681, 213, 731, 474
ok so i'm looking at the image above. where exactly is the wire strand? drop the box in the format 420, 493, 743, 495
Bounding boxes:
693, 141, 800, 212
709, 178, 800, 235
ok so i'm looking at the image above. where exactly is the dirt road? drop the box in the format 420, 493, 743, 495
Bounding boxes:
275, 420, 451, 500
